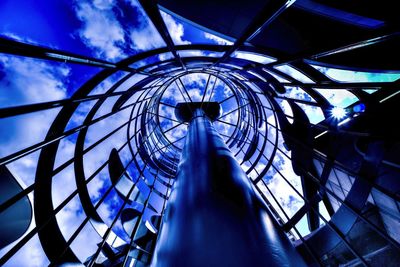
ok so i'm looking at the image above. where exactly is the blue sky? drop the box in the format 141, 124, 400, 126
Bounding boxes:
0, 1, 238, 266
1, 0, 399, 266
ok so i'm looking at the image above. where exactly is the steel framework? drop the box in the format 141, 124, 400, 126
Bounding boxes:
1, 0, 400, 266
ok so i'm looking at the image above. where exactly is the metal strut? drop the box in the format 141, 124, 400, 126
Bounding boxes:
151, 102, 306, 267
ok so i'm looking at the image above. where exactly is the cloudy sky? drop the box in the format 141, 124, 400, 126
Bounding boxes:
0, 1, 239, 266
1, 0, 398, 266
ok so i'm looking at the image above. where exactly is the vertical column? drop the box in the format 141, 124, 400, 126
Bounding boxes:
151, 107, 306, 267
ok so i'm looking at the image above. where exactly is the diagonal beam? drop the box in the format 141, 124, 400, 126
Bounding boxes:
267, 31, 400, 67
0, 37, 136, 72
177, 77, 193, 102
0, 90, 128, 119
213, 0, 296, 66
138, 0, 186, 69
280, 81, 396, 89
310, 32, 400, 60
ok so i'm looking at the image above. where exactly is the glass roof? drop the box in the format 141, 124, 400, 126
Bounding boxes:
1, 1, 398, 266
310, 64, 400, 83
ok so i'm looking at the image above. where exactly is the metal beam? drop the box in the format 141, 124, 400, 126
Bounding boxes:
213, 0, 295, 66
138, 0, 186, 69
152, 107, 307, 267
0, 37, 134, 72
267, 31, 400, 67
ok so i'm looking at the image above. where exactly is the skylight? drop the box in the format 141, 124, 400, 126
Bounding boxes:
315, 89, 358, 108
1, 1, 398, 266
232, 51, 276, 64
274, 64, 315, 83
310, 64, 400, 82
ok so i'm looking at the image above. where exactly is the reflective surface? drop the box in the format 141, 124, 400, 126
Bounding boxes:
153, 108, 306, 267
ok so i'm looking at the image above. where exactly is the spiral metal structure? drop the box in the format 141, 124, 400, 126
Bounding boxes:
1, 0, 400, 266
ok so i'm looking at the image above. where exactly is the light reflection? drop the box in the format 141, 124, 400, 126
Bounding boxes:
330, 106, 347, 120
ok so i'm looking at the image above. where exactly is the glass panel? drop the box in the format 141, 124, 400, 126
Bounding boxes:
111, 0, 166, 55
310, 64, 400, 82
86, 71, 127, 95
296, 103, 325, 124
0, 1, 99, 59
55, 194, 86, 240
315, 89, 358, 108
96, 189, 124, 226
70, 221, 102, 262
270, 150, 305, 217
179, 73, 210, 101
52, 165, 78, 208
294, 214, 311, 238
214, 110, 238, 137
178, 50, 224, 58
220, 63, 243, 70
0, 55, 100, 106
319, 200, 331, 223
263, 69, 291, 83
220, 96, 238, 115
160, 10, 233, 45
202, 32, 234, 45
158, 52, 175, 61
257, 180, 288, 223
230, 73, 246, 81
1, 0, 168, 62
248, 70, 267, 82
129, 53, 174, 68
0, 108, 61, 159
245, 81, 263, 94
363, 89, 378, 94
114, 74, 148, 92
284, 86, 316, 102
1, 234, 50, 266
334, 169, 352, 194
232, 51, 276, 64
274, 64, 315, 83
275, 99, 294, 124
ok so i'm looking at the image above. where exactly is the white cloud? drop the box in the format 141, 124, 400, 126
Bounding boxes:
127, 5, 191, 52
232, 51, 275, 64
3, 235, 50, 267
0, 52, 133, 264
158, 52, 174, 61
268, 152, 304, 217
93, 0, 115, 10
0, 56, 74, 266
181, 72, 207, 89
203, 32, 233, 45
160, 12, 190, 45
274, 65, 314, 84
178, 50, 204, 57
126, 0, 165, 51
277, 99, 294, 124
215, 111, 237, 136
0, 32, 43, 47
0, 56, 68, 108
47, 92, 136, 262
75, 1, 126, 60
74, 0, 193, 65
129, 23, 165, 51
162, 83, 184, 104
0, 55, 69, 185
1, 2, 314, 265
285, 86, 314, 103
0, 2, 194, 264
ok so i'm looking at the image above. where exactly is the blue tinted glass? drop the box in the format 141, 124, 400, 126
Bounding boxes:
311, 64, 400, 82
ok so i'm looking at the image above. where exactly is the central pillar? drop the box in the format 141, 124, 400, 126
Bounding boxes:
151, 102, 306, 267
